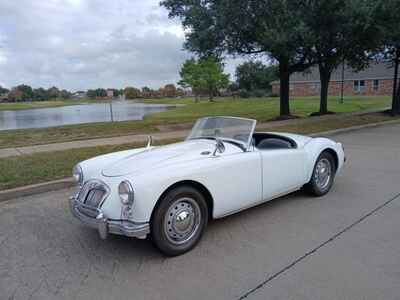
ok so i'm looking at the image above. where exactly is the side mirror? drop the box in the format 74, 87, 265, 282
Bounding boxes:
213, 139, 225, 156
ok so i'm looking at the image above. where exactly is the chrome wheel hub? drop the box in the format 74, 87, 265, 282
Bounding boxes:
164, 197, 201, 245
315, 158, 332, 190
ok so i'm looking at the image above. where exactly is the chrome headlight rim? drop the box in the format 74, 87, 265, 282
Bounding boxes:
118, 180, 134, 206
72, 164, 83, 185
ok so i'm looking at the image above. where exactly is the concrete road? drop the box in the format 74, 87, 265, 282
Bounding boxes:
1, 124, 399, 300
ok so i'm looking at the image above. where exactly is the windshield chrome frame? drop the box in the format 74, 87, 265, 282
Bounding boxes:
187, 116, 257, 151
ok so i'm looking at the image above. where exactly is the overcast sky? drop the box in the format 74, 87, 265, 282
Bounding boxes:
0, 0, 249, 91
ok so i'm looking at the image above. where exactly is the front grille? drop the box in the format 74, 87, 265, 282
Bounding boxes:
85, 188, 106, 207
76, 203, 101, 218
77, 180, 109, 208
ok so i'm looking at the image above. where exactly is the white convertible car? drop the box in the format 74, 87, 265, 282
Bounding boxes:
70, 116, 345, 256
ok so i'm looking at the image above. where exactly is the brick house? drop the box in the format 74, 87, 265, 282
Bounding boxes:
271, 62, 394, 97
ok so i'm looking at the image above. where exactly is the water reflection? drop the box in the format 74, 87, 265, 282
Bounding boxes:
0, 101, 178, 130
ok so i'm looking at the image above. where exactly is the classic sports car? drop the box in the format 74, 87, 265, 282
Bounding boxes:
70, 116, 345, 256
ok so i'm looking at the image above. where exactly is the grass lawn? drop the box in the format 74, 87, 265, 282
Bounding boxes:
0, 111, 399, 191
144, 96, 391, 123
0, 138, 179, 191
0, 96, 391, 149
0, 120, 161, 149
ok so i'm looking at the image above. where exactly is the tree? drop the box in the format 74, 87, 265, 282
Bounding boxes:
162, 84, 178, 97
86, 89, 97, 98
47, 86, 60, 99
0, 86, 9, 95
87, 88, 107, 98
59, 89, 71, 99
141, 86, 152, 98
161, 0, 314, 117
235, 61, 278, 92
302, 0, 380, 114
33, 88, 49, 101
11, 84, 34, 101
8, 89, 23, 102
375, 0, 400, 115
179, 57, 229, 101
178, 58, 202, 101
97, 88, 107, 98
124, 87, 142, 99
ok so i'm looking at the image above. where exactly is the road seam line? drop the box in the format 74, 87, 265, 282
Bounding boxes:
238, 192, 400, 299
14, 147, 24, 155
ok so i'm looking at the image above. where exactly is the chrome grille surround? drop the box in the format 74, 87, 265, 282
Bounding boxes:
77, 179, 110, 209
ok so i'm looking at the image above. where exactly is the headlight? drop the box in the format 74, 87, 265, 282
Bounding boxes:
72, 164, 83, 185
118, 181, 134, 205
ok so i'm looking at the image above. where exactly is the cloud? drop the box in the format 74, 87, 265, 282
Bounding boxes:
0, 0, 244, 90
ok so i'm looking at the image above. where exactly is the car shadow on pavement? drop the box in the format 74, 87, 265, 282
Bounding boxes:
75, 225, 160, 258
74, 189, 311, 259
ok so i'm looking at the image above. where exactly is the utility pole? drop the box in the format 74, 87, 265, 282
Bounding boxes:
391, 48, 399, 114
109, 100, 114, 122
340, 61, 345, 104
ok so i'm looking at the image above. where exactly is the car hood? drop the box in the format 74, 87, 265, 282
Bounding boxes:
101, 139, 223, 177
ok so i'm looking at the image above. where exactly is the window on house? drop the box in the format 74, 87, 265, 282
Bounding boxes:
353, 81, 358, 92
353, 80, 366, 93
360, 80, 365, 91
373, 80, 380, 91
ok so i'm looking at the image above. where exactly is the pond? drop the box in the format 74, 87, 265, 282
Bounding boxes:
0, 101, 179, 131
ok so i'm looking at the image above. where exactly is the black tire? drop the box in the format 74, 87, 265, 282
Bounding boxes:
150, 185, 208, 256
305, 151, 336, 197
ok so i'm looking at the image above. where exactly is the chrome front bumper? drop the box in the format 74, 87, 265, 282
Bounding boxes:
69, 197, 150, 240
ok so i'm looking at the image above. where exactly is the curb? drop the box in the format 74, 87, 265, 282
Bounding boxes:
0, 178, 75, 203
309, 119, 400, 137
0, 118, 399, 203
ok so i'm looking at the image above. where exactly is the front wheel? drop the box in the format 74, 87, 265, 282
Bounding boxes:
151, 186, 208, 256
305, 151, 336, 196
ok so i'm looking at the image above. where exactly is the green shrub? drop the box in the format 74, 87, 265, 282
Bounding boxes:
239, 90, 251, 98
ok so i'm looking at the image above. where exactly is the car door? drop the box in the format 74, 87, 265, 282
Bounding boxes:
259, 148, 307, 201
205, 150, 263, 218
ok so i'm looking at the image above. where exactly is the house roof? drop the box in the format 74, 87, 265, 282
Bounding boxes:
288, 61, 395, 83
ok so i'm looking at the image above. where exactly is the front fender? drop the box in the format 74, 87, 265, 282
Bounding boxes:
127, 151, 262, 223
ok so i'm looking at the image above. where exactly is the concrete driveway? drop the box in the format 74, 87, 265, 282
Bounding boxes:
1, 123, 399, 300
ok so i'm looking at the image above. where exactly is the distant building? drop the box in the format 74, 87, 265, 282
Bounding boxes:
106, 89, 114, 98
0, 93, 8, 102
72, 91, 87, 99
271, 62, 394, 97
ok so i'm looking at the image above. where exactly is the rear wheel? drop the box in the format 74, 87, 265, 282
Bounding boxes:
305, 151, 336, 196
151, 186, 208, 256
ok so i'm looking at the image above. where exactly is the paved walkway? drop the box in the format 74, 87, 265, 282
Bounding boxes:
1, 123, 399, 300
0, 108, 387, 158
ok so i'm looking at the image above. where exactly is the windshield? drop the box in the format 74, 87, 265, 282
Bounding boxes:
187, 116, 256, 148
